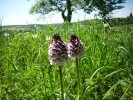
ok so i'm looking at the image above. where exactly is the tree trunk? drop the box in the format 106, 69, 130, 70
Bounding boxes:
61, 0, 72, 23
67, 0, 72, 22
62, 10, 67, 22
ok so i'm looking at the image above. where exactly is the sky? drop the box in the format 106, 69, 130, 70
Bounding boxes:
0, 0, 133, 25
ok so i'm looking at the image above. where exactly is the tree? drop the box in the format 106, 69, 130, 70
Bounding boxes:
29, 0, 81, 22
129, 13, 133, 18
129, 13, 133, 24
82, 0, 97, 14
84, 0, 126, 20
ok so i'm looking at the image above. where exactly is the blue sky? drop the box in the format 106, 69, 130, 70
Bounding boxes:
0, 0, 133, 25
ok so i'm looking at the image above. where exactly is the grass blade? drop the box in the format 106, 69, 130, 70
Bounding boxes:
103, 80, 125, 99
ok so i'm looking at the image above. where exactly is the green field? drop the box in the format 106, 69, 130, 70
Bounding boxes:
0, 21, 133, 99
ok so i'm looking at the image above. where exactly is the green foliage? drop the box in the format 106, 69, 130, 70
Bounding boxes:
0, 21, 133, 99
29, 0, 127, 23
29, 0, 80, 22
84, 0, 126, 18
107, 15, 133, 27
97, 0, 126, 18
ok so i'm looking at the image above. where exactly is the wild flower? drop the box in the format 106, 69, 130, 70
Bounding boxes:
48, 34, 68, 66
4, 33, 9, 37
48, 34, 68, 100
68, 35, 84, 58
68, 35, 84, 96
32, 34, 38, 38
46, 35, 51, 40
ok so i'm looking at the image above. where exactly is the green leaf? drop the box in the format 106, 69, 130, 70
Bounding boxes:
103, 80, 125, 99
85, 67, 103, 90
104, 69, 125, 79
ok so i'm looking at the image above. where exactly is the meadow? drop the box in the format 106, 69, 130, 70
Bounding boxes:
0, 20, 133, 100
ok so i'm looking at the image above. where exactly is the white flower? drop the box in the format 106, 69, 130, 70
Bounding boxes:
68, 35, 84, 58
48, 34, 68, 65
32, 34, 38, 38
46, 35, 51, 40
4, 33, 9, 37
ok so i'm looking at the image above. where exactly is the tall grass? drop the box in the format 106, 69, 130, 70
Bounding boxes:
0, 20, 133, 99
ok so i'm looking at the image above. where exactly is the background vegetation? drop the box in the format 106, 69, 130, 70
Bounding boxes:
0, 0, 133, 99
1, 13, 133, 34
0, 18, 133, 99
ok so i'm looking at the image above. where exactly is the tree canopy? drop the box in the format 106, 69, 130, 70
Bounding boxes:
30, 0, 127, 23
84, 0, 126, 19
30, 0, 81, 22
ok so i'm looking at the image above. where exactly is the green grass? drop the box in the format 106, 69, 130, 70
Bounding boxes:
0, 21, 133, 100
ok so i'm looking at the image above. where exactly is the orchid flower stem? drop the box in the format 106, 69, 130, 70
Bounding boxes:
75, 58, 80, 95
59, 66, 64, 100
